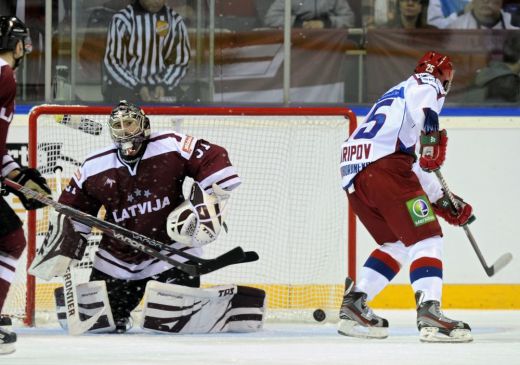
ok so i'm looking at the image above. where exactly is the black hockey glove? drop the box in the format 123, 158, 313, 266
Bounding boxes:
5, 167, 52, 210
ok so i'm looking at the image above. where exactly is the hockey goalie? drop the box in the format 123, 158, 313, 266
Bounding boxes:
29, 101, 265, 335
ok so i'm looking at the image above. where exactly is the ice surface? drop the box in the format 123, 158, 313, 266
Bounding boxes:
5, 310, 520, 365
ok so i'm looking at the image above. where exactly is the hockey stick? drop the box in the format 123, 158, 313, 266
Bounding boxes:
56, 115, 103, 136
53, 166, 105, 335
2, 178, 257, 277
434, 169, 513, 277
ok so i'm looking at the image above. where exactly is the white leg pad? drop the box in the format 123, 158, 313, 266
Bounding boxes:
140, 281, 266, 334
55, 280, 115, 333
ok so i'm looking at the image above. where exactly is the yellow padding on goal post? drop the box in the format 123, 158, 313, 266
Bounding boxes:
32, 283, 520, 311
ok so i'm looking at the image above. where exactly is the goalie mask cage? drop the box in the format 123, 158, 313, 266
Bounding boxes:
6, 105, 358, 326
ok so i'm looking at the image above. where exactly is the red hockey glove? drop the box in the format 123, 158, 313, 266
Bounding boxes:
433, 192, 473, 226
419, 129, 448, 172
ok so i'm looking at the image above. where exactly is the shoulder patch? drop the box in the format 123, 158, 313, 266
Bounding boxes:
414, 73, 444, 97
73, 169, 82, 182
182, 135, 194, 153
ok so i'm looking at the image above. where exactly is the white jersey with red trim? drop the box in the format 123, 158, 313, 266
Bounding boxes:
340, 73, 446, 191
59, 130, 240, 280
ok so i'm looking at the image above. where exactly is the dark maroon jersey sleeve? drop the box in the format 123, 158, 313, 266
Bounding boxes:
0, 64, 17, 163
186, 139, 240, 189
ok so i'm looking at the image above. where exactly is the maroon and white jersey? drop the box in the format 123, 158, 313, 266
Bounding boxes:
59, 131, 241, 280
0, 59, 21, 178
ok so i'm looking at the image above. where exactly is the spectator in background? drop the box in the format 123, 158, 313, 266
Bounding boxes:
503, 0, 520, 26
470, 32, 520, 102
362, 0, 431, 29
427, 0, 472, 28
362, 0, 397, 28
264, 0, 356, 29
448, 0, 519, 28
102, 0, 190, 103
387, 0, 433, 29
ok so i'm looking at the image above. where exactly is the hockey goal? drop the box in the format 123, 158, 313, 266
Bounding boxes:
5, 105, 357, 326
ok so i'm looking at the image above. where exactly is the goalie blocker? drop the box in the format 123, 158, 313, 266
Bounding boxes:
54, 281, 266, 334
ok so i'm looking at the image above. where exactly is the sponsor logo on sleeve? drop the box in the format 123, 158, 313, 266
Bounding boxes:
182, 136, 194, 154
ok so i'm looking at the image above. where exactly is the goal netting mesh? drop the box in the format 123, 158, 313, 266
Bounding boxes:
4, 106, 356, 325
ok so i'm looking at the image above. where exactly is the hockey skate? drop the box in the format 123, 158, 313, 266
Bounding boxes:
415, 291, 472, 343
0, 316, 16, 355
337, 277, 389, 339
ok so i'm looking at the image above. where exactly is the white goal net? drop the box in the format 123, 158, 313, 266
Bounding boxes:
4, 105, 357, 325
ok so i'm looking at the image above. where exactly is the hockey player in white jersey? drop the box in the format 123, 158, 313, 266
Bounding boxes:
339, 51, 473, 342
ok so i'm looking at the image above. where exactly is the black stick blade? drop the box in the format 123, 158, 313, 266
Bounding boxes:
242, 251, 260, 263
195, 247, 248, 275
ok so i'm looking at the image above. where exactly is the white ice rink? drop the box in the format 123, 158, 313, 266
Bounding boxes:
5, 310, 520, 365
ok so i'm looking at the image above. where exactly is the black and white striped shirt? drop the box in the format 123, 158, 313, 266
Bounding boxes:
103, 3, 191, 92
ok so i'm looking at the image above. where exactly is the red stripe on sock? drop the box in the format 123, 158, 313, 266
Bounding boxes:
371, 249, 401, 274
410, 256, 443, 271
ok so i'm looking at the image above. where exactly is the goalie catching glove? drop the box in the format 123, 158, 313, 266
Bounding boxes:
433, 191, 473, 226
419, 129, 448, 172
29, 211, 89, 281
2, 167, 51, 209
166, 182, 230, 247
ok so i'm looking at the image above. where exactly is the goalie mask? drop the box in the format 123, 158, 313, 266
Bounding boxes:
166, 183, 230, 247
414, 51, 454, 94
108, 100, 151, 159
0, 16, 32, 70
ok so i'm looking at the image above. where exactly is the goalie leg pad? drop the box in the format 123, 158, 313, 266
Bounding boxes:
55, 280, 115, 333
140, 281, 266, 334
226, 285, 266, 333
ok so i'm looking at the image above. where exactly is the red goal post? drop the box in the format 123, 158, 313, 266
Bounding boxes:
20, 105, 358, 326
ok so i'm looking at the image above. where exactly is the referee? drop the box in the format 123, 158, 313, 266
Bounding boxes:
102, 0, 191, 103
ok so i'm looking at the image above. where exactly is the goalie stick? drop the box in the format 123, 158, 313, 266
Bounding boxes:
53, 166, 105, 335
1, 178, 258, 277
434, 170, 513, 277
55, 114, 103, 136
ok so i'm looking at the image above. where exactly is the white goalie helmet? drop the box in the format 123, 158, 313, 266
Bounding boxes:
166, 183, 230, 247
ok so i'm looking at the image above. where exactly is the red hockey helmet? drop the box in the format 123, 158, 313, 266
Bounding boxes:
414, 51, 454, 93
